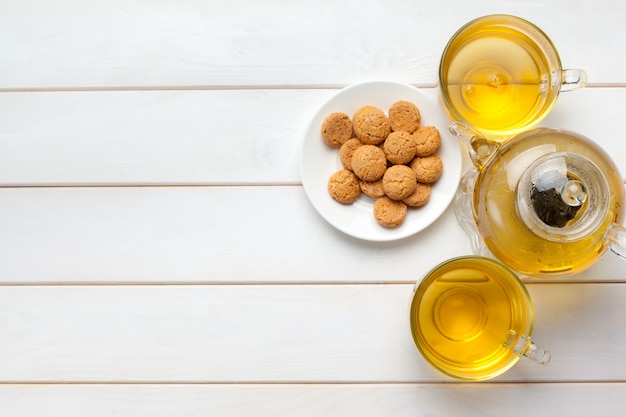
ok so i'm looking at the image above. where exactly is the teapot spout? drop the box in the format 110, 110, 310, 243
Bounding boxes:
449, 122, 500, 169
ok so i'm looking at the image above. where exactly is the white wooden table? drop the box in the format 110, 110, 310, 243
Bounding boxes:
1, 1, 626, 415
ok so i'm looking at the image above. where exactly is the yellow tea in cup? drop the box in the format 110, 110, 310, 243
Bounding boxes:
439, 15, 587, 139
409, 256, 550, 380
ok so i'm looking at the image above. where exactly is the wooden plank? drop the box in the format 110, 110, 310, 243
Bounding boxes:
0, 87, 625, 186
0, 383, 624, 417
0, 283, 625, 382
1, 185, 623, 284
0, 1, 622, 89
0, 89, 331, 185
0, 186, 470, 283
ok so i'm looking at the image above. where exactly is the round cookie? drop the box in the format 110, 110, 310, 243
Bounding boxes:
373, 196, 408, 228
403, 182, 431, 207
352, 106, 391, 145
382, 164, 417, 201
339, 138, 363, 171
359, 179, 385, 198
383, 130, 417, 165
413, 125, 441, 157
351, 145, 387, 181
388, 100, 421, 133
410, 154, 443, 183
321, 112, 353, 147
327, 170, 360, 204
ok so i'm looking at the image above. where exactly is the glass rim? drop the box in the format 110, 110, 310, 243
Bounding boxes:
409, 255, 534, 380
437, 14, 563, 137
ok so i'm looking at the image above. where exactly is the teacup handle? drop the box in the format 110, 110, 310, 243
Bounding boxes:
507, 332, 552, 366
522, 340, 552, 366
560, 69, 588, 92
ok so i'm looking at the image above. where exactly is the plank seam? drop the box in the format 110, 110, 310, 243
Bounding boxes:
0, 380, 623, 385
0, 83, 624, 94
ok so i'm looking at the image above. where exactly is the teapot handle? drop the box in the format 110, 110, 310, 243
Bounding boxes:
606, 223, 626, 260
454, 168, 490, 256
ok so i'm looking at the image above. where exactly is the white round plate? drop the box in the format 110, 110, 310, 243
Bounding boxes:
300, 81, 463, 241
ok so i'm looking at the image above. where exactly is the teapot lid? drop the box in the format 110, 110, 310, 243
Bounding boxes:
516, 152, 609, 242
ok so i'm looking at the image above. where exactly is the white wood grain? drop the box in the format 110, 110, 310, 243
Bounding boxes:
2, 1, 626, 416
0, 383, 624, 417
0, 87, 625, 185
0, 185, 623, 284
1, 0, 624, 89
0, 284, 624, 382
0, 88, 329, 185
0, 186, 471, 283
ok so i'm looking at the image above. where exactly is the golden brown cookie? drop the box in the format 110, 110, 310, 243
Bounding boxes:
410, 154, 443, 184
383, 130, 417, 165
351, 145, 387, 181
359, 179, 385, 198
413, 125, 441, 157
321, 112, 353, 147
382, 164, 417, 200
338, 138, 363, 171
373, 196, 408, 228
403, 182, 431, 207
352, 106, 391, 145
327, 170, 360, 204
388, 100, 421, 133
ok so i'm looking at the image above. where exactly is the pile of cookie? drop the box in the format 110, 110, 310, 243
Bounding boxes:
322, 101, 443, 228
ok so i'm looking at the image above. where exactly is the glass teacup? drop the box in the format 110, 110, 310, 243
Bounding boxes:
439, 14, 587, 140
409, 256, 550, 380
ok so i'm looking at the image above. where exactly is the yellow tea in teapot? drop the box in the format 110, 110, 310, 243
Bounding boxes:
440, 25, 553, 135
473, 130, 625, 276
410, 257, 534, 380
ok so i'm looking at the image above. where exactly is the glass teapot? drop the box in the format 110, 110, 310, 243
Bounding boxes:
451, 122, 626, 277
